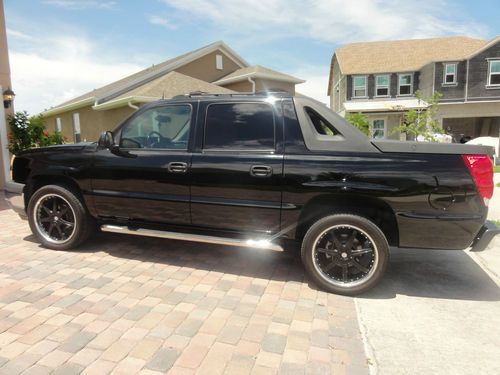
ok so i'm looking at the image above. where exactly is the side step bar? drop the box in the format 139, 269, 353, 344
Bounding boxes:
100, 225, 283, 252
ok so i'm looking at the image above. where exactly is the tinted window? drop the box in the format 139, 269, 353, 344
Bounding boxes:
120, 105, 191, 149
305, 107, 340, 136
204, 103, 275, 150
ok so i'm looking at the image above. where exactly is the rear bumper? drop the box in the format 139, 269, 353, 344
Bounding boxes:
470, 220, 500, 252
4, 181, 27, 220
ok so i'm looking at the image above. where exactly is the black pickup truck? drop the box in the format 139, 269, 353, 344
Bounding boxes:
4, 92, 499, 295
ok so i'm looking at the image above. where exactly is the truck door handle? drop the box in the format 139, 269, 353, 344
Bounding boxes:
250, 165, 273, 177
167, 162, 188, 173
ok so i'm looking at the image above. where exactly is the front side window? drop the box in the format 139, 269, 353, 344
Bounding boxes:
398, 74, 413, 95
443, 63, 457, 84
120, 105, 191, 149
372, 119, 385, 139
488, 60, 500, 86
375, 75, 390, 96
204, 103, 275, 150
352, 76, 367, 98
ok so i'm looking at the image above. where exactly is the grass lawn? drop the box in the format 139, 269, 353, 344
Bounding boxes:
494, 165, 500, 173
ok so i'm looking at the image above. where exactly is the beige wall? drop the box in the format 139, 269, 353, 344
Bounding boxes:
0, 0, 12, 188
175, 49, 241, 83
221, 80, 252, 92
44, 105, 136, 143
255, 79, 295, 94
221, 79, 295, 94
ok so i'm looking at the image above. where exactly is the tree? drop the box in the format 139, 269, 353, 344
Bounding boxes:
7, 112, 65, 155
345, 112, 370, 136
392, 90, 443, 141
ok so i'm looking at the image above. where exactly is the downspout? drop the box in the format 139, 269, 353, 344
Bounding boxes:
128, 101, 139, 110
247, 77, 256, 93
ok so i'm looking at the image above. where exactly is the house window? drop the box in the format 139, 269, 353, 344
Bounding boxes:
55, 117, 62, 132
216, 54, 223, 70
372, 119, 385, 139
443, 63, 457, 84
488, 60, 500, 86
72, 113, 81, 143
352, 76, 367, 98
398, 74, 413, 95
375, 75, 390, 96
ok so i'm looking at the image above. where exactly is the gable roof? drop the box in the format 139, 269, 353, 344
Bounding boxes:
213, 65, 305, 85
465, 36, 500, 59
42, 41, 248, 116
335, 36, 488, 75
93, 71, 235, 111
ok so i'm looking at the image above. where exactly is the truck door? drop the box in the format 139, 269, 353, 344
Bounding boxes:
90, 102, 194, 224
189, 99, 284, 234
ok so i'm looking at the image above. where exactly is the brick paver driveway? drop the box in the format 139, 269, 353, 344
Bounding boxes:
0, 194, 369, 375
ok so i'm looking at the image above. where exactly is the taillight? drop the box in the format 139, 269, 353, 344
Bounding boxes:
462, 155, 494, 205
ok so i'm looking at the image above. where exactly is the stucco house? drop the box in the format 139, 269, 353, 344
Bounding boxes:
328, 36, 500, 142
42, 41, 304, 142
0, 0, 14, 189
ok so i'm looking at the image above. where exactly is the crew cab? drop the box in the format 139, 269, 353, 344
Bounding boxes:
4, 92, 499, 295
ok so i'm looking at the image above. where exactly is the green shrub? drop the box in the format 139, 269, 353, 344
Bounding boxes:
345, 112, 370, 136
7, 112, 65, 155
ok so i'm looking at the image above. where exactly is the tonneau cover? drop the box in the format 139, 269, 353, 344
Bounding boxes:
372, 140, 494, 156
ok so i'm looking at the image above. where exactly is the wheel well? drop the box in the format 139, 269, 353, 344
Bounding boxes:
295, 194, 399, 246
25, 175, 82, 208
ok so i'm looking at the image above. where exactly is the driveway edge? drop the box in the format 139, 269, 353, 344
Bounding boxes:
354, 298, 378, 375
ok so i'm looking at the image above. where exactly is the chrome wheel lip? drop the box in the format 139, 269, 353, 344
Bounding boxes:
311, 224, 379, 289
33, 193, 77, 245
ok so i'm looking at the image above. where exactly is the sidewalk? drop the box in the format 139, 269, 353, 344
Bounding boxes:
355, 181, 500, 375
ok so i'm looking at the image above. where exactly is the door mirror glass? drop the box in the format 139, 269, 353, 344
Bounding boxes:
98, 131, 114, 149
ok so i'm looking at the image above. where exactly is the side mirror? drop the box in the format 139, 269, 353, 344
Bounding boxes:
98, 131, 114, 149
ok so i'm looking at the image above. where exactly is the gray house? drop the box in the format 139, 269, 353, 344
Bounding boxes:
328, 36, 500, 142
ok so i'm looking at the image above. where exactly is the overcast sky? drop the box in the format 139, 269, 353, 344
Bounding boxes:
4, 0, 499, 114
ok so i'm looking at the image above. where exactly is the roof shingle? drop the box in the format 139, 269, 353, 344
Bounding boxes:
335, 36, 488, 75
112, 71, 235, 101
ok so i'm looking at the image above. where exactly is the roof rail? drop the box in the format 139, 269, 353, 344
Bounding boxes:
172, 90, 292, 99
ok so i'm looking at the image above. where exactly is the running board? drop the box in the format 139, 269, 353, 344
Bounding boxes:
100, 225, 283, 252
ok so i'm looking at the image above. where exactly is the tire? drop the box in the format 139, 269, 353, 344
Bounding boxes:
27, 184, 94, 250
301, 214, 389, 296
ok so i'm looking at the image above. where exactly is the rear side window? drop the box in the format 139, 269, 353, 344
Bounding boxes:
204, 103, 275, 150
305, 107, 340, 136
